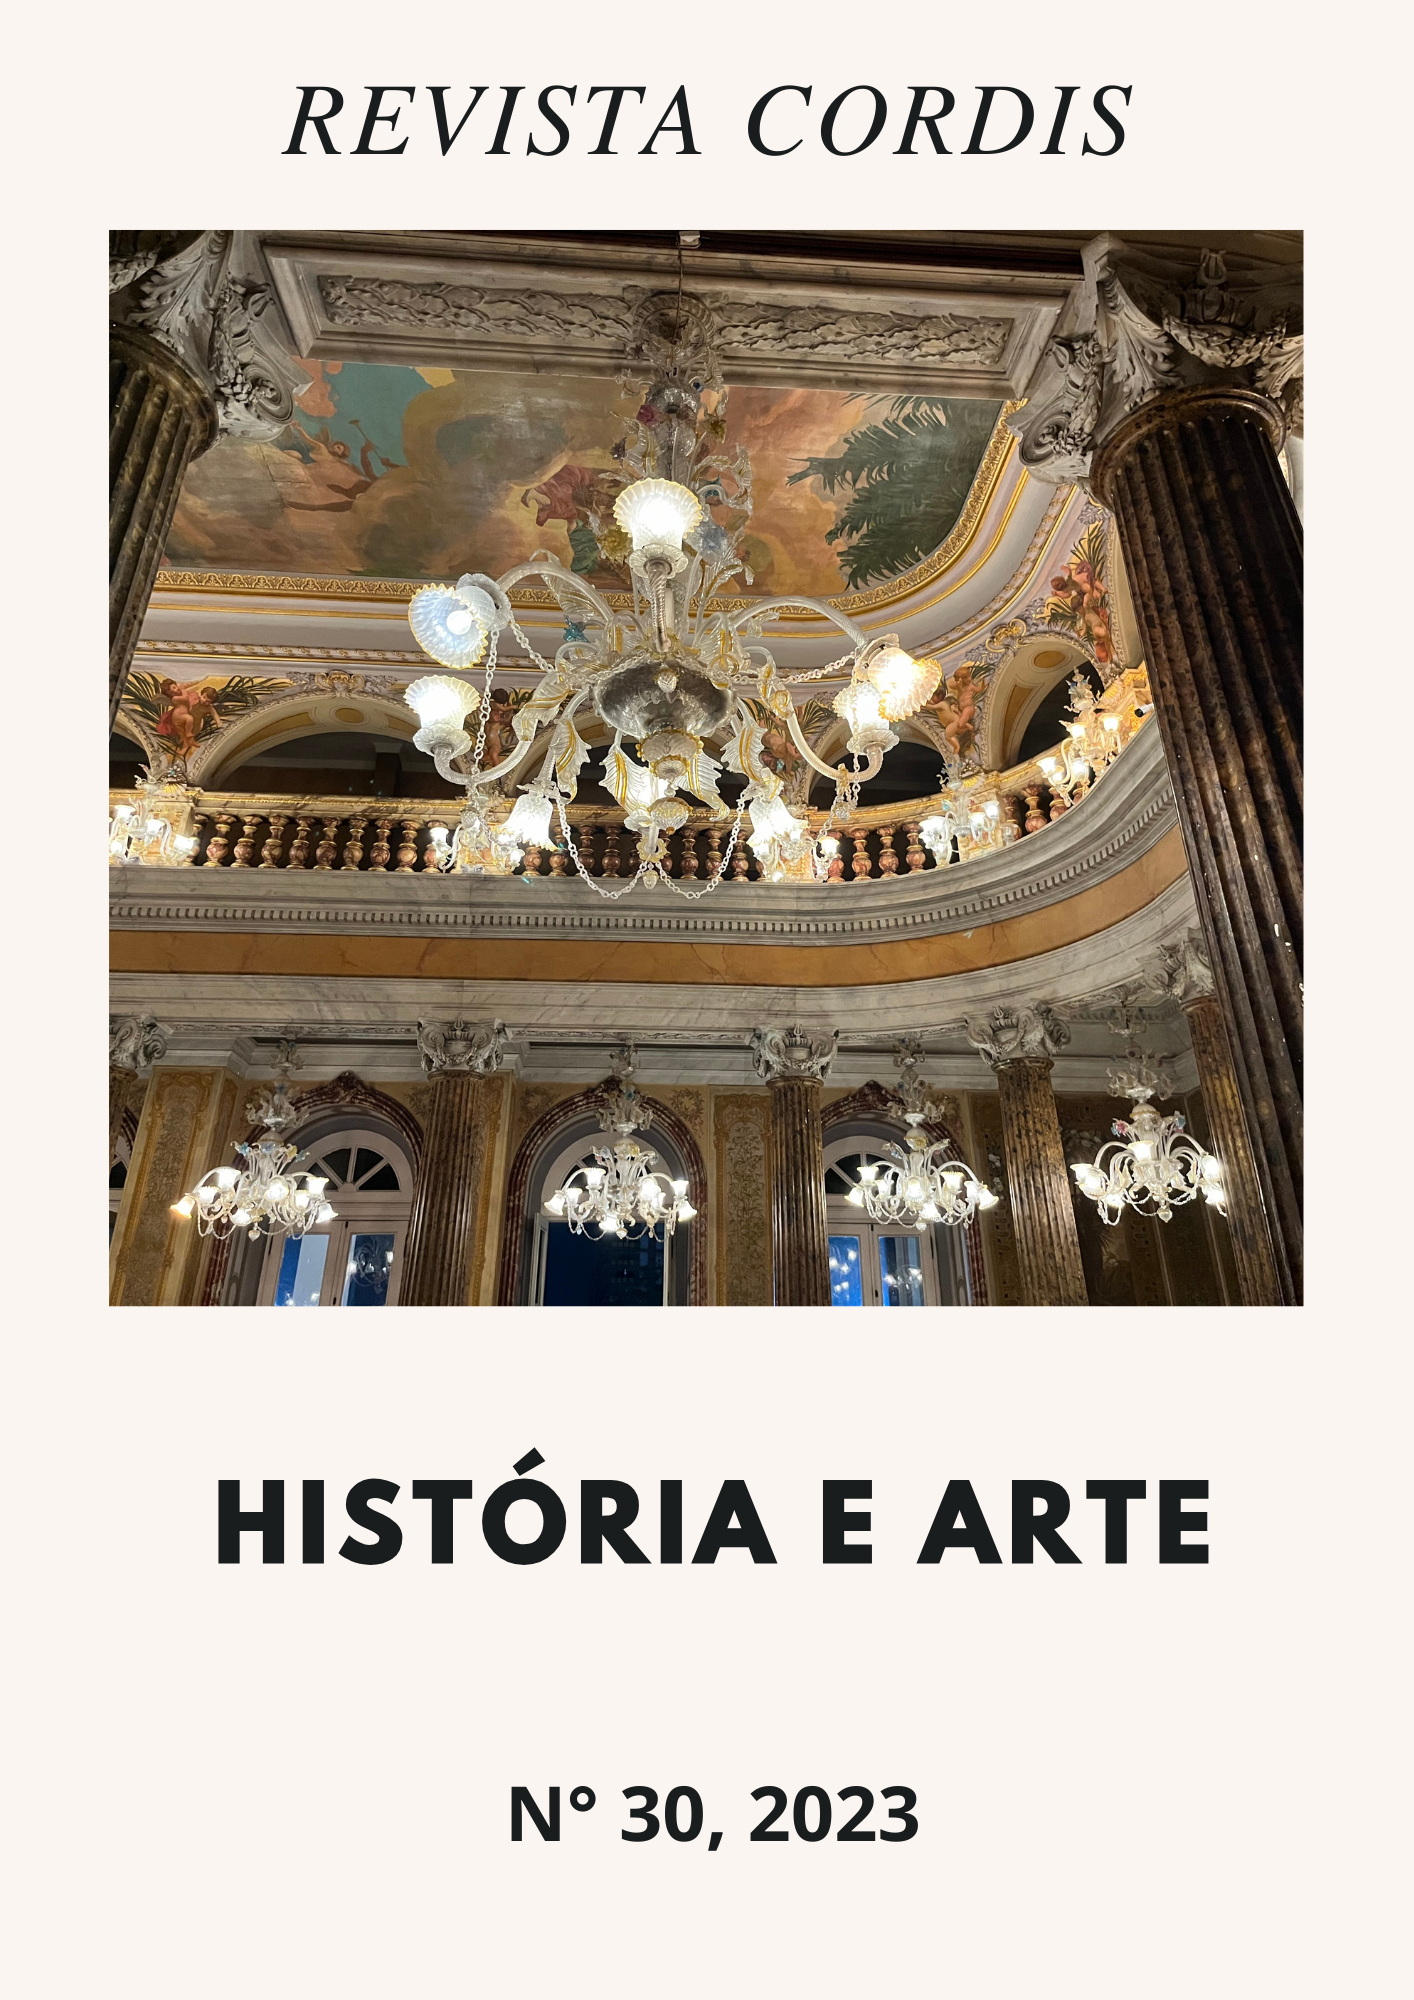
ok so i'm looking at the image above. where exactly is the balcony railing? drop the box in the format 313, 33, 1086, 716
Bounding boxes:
109, 709, 1152, 886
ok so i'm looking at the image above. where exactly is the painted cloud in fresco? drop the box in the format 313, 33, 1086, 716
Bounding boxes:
165, 359, 1002, 597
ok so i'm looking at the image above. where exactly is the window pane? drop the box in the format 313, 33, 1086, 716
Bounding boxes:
342, 1232, 395, 1307
275, 1233, 329, 1307
318, 1148, 351, 1186
359, 1162, 401, 1192
829, 1235, 864, 1307
541, 1223, 664, 1306
879, 1234, 926, 1307
109, 1159, 128, 1189
352, 1148, 382, 1183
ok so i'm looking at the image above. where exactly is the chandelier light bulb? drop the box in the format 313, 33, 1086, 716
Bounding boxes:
861, 640, 942, 722
404, 673, 475, 761
408, 579, 495, 669
613, 478, 703, 562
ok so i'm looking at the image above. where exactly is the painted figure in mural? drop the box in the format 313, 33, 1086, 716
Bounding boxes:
283, 418, 399, 513
155, 679, 223, 763
480, 689, 522, 770
925, 662, 983, 765
524, 463, 627, 575
1042, 522, 1114, 667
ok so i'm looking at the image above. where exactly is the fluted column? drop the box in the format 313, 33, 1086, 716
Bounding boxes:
109, 231, 303, 728
1095, 393, 1300, 1303
752, 1025, 837, 1307
399, 1075, 496, 1306
966, 1007, 1088, 1308
1145, 931, 1282, 1307
110, 324, 216, 727
400, 1021, 511, 1307
1014, 235, 1302, 1302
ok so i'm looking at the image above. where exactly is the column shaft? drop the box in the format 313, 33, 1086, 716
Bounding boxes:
1183, 994, 1283, 1307
768, 1078, 830, 1307
110, 323, 216, 727
1095, 388, 1301, 1302
400, 1074, 497, 1307
994, 1059, 1088, 1307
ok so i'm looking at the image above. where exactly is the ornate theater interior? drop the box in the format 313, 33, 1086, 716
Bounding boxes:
108, 228, 1302, 1309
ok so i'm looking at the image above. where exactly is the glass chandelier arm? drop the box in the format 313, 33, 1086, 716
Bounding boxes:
784, 704, 848, 782
726, 596, 870, 649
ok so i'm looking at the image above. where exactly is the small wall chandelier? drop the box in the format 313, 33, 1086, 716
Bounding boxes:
171, 1044, 337, 1241
400, 272, 940, 899
849, 1041, 998, 1230
1070, 1048, 1227, 1225
543, 1047, 695, 1241
109, 773, 198, 866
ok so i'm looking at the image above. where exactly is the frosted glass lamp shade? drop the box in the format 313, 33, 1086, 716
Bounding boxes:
408, 580, 495, 668
502, 785, 555, 849
862, 642, 941, 722
613, 479, 703, 562
405, 674, 474, 759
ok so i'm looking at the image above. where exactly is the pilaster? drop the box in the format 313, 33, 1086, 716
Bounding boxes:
752, 1026, 838, 1308
965, 1007, 1088, 1308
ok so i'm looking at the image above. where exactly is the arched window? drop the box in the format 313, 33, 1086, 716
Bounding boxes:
249, 1126, 414, 1308
525, 1119, 691, 1307
822, 1130, 974, 1308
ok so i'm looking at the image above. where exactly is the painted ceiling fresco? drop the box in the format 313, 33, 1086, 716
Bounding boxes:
164, 358, 1003, 597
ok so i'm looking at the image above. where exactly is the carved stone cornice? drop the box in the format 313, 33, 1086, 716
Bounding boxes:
963, 1005, 1070, 1069
415, 1018, 510, 1076
751, 1024, 839, 1083
112, 230, 303, 444
109, 1014, 171, 1074
1012, 234, 1302, 491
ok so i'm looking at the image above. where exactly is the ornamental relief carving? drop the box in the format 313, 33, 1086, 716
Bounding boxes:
713, 1096, 773, 1308
1011, 235, 1303, 488
117, 229, 303, 444
318, 276, 1009, 371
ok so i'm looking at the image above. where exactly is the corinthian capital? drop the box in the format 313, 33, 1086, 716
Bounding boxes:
1142, 928, 1216, 1009
1011, 234, 1303, 488
416, 1019, 512, 1077
751, 1023, 839, 1083
109, 1015, 170, 1074
113, 229, 304, 443
964, 1004, 1070, 1068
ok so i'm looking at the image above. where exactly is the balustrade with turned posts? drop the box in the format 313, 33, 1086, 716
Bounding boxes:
107, 706, 1153, 885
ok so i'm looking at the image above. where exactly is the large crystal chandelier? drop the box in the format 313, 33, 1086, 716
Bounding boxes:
171, 1045, 337, 1242
1070, 1048, 1227, 1225
849, 1041, 998, 1230
543, 1047, 696, 1240
401, 272, 940, 896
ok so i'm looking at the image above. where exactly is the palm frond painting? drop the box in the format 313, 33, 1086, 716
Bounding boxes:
787, 396, 1003, 589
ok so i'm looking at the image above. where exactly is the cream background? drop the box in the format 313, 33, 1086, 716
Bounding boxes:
7, 4, 1406, 1997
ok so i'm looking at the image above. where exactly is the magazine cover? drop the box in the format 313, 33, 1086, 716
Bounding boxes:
8, 6, 1403, 1995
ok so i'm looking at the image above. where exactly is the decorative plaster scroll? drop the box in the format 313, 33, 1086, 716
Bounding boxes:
1012, 235, 1303, 488
319, 276, 1010, 374
964, 1004, 1071, 1067
751, 1023, 839, 1082
125, 230, 302, 444
110, 1015, 171, 1074
1140, 927, 1215, 1008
